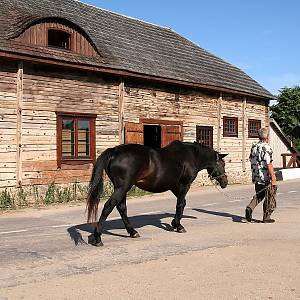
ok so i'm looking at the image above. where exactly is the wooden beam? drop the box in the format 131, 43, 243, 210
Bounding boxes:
118, 78, 125, 144
242, 96, 247, 172
16, 61, 23, 187
217, 92, 222, 152
140, 118, 183, 126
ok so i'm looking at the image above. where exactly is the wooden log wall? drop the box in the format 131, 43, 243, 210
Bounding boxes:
122, 81, 269, 183
21, 65, 119, 185
0, 60, 18, 188
245, 97, 269, 169
0, 63, 119, 187
219, 94, 245, 173
123, 82, 219, 143
0, 60, 269, 188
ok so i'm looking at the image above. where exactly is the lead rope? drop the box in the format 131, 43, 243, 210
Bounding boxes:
209, 176, 271, 201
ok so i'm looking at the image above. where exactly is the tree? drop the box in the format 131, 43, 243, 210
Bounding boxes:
270, 86, 300, 151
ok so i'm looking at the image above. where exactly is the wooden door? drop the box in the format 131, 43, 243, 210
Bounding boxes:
125, 122, 144, 144
161, 125, 182, 147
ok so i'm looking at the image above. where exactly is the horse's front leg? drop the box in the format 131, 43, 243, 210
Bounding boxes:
88, 188, 127, 247
171, 184, 190, 233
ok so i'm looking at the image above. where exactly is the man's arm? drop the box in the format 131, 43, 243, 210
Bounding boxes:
267, 163, 277, 186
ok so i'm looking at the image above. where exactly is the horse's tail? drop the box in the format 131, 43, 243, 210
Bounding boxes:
86, 148, 114, 223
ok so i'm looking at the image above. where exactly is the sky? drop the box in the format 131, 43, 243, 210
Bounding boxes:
84, 0, 300, 97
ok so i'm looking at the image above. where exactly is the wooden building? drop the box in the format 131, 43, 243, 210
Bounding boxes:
0, 0, 274, 190
270, 119, 299, 169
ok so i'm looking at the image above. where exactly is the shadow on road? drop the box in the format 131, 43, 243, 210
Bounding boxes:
193, 208, 261, 224
67, 212, 197, 246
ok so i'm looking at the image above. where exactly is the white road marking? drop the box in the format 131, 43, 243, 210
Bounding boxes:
51, 224, 75, 228
277, 192, 283, 195
92, 216, 120, 222
0, 210, 173, 236
141, 210, 163, 215
287, 191, 298, 194
201, 202, 218, 207
95, 211, 165, 223
0, 229, 28, 235
228, 200, 242, 203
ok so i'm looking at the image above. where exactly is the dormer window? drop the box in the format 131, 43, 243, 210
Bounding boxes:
48, 29, 71, 50
15, 20, 98, 57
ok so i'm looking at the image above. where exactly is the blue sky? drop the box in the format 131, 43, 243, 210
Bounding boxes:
84, 0, 300, 96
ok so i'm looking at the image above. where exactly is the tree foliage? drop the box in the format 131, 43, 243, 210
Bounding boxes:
271, 86, 300, 151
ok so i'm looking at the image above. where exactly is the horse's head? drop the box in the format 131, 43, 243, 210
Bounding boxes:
207, 153, 228, 188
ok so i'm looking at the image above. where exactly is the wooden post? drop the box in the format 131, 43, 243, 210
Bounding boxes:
266, 100, 270, 127
282, 154, 287, 168
118, 78, 125, 144
217, 92, 222, 152
16, 62, 23, 187
242, 96, 247, 172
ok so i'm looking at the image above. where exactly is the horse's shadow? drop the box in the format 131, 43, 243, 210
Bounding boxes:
193, 208, 262, 223
67, 212, 197, 246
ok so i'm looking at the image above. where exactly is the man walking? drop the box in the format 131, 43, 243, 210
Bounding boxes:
245, 127, 277, 223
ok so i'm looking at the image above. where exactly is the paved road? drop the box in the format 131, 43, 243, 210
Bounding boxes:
0, 180, 299, 299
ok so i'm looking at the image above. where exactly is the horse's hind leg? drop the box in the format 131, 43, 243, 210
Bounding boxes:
88, 187, 129, 247
171, 184, 190, 233
117, 196, 140, 238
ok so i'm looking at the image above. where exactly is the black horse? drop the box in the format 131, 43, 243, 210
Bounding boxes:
87, 140, 228, 246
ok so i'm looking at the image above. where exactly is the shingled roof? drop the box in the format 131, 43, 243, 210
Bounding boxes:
0, 0, 273, 99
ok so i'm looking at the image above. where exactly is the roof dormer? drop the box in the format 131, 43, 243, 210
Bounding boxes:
13, 17, 99, 57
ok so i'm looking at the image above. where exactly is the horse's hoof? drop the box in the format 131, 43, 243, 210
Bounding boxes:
177, 227, 187, 233
171, 220, 186, 233
88, 234, 103, 247
94, 241, 104, 247
130, 232, 140, 238
171, 220, 178, 230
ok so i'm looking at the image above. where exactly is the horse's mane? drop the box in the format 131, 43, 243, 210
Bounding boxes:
165, 140, 217, 157
192, 141, 217, 156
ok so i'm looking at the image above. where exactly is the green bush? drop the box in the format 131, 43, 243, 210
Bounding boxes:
56, 185, 73, 203
0, 181, 151, 210
43, 182, 57, 205
0, 189, 15, 210
16, 188, 29, 208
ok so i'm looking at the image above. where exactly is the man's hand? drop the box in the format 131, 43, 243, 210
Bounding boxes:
267, 163, 277, 187
271, 176, 277, 187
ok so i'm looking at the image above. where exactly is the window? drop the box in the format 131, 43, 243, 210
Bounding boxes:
56, 113, 96, 167
223, 116, 238, 137
48, 29, 71, 50
248, 119, 261, 138
196, 126, 213, 148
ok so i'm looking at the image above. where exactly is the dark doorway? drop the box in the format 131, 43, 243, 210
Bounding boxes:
144, 125, 161, 148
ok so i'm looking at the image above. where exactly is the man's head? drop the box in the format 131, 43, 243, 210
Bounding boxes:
258, 127, 269, 142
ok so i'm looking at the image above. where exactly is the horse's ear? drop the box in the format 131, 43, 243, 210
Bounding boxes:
218, 153, 228, 159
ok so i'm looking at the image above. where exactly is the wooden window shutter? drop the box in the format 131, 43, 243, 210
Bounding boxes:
161, 125, 182, 147
125, 122, 144, 144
